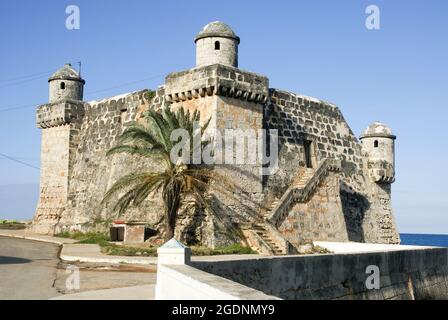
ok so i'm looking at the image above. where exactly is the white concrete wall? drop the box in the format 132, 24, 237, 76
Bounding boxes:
154, 239, 280, 300
156, 264, 240, 300
156, 264, 279, 300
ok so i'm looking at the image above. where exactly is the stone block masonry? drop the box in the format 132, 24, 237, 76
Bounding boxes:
192, 247, 448, 300
58, 90, 165, 231
33, 21, 400, 251
265, 89, 399, 244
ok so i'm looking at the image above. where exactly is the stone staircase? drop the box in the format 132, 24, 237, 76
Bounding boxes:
267, 158, 342, 228
292, 168, 315, 188
252, 221, 285, 255
245, 158, 342, 256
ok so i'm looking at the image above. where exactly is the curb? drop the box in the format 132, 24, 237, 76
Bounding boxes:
0, 232, 68, 246
60, 253, 156, 265
0, 231, 156, 265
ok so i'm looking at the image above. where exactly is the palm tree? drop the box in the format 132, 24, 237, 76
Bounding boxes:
102, 107, 215, 240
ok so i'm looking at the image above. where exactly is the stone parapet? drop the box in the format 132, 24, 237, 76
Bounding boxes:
36, 100, 85, 129
164, 64, 269, 103
367, 160, 395, 183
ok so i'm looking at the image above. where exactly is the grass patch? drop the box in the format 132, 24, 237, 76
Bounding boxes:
56, 231, 256, 257
55, 231, 110, 245
191, 244, 256, 256
0, 220, 26, 230
1, 220, 17, 224
102, 243, 256, 257
101, 244, 158, 256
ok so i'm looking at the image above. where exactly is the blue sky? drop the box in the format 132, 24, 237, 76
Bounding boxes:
0, 0, 447, 234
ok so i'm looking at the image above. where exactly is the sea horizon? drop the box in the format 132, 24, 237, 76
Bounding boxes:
400, 233, 448, 247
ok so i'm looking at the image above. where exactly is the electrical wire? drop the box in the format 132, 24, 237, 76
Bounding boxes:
0, 152, 40, 170
0, 73, 165, 113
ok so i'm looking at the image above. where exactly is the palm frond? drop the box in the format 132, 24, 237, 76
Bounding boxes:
106, 145, 165, 159
133, 174, 166, 205
118, 125, 161, 147
102, 172, 160, 204
113, 188, 137, 215
104, 105, 218, 242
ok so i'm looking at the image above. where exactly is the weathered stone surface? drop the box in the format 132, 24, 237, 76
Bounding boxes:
192, 248, 448, 300
32, 21, 400, 249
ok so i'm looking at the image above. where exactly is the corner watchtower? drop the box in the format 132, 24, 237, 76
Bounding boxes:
32, 64, 86, 235
48, 63, 85, 103
195, 21, 240, 68
360, 122, 396, 183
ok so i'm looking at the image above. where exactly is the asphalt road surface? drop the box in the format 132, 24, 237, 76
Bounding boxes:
0, 236, 61, 299
0, 236, 157, 300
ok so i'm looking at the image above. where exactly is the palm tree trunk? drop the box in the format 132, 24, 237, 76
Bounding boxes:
163, 180, 182, 240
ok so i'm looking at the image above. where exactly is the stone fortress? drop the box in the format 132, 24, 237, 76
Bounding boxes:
32, 21, 400, 254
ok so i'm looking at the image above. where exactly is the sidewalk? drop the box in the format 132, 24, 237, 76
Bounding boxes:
0, 229, 157, 265
61, 243, 157, 265
0, 229, 259, 265
0, 229, 157, 300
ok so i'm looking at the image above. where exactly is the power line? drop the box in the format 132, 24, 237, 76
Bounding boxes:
0, 74, 50, 90
0, 102, 45, 113
0, 73, 165, 113
0, 70, 51, 83
0, 61, 80, 84
0, 152, 40, 170
84, 73, 165, 96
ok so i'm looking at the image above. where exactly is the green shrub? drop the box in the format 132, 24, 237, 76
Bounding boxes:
55, 231, 110, 245
101, 244, 158, 257
55, 231, 256, 257
0, 220, 25, 230
191, 243, 256, 256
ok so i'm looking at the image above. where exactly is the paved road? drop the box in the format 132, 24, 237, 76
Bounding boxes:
0, 236, 157, 300
0, 236, 61, 300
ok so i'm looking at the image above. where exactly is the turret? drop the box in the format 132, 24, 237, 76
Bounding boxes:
48, 63, 85, 103
360, 122, 396, 183
195, 21, 239, 68
33, 64, 86, 234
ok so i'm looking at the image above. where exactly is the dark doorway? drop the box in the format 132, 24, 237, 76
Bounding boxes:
304, 140, 313, 168
110, 226, 124, 241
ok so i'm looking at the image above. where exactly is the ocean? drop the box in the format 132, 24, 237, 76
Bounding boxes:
400, 233, 448, 247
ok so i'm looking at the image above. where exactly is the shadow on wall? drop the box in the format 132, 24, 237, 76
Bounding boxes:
173, 194, 247, 248
340, 181, 370, 242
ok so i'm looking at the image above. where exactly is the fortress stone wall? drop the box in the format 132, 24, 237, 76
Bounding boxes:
32, 21, 400, 252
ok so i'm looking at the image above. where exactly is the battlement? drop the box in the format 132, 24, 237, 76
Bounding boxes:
164, 64, 269, 104
32, 21, 400, 246
367, 160, 395, 183
269, 89, 344, 121
36, 100, 85, 129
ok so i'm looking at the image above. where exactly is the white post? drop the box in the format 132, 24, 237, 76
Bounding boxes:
155, 238, 191, 299
157, 238, 191, 265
